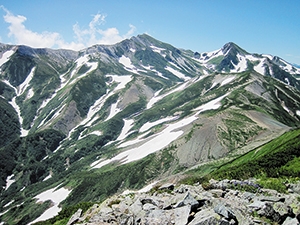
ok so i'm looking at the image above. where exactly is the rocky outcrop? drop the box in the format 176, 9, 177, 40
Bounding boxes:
70, 179, 300, 225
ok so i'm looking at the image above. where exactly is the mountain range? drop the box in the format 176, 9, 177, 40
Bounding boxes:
1, 34, 300, 224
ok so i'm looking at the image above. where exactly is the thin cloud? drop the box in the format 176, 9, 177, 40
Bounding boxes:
0, 6, 136, 50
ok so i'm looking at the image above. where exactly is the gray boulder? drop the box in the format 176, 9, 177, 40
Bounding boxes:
66, 208, 82, 225
189, 208, 221, 225
174, 192, 199, 209
282, 216, 299, 225
214, 204, 236, 221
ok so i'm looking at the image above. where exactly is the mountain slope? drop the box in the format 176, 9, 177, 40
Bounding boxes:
1, 34, 300, 224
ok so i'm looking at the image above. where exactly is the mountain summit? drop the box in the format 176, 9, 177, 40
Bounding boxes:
1, 34, 300, 224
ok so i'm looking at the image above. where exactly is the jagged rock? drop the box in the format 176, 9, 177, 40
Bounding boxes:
189, 208, 221, 225
259, 195, 285, 202
174, 192, 199, 209
248, 200, 266, 210
214, 204, 236, 221
67, 208, 82, 225
159, 183, 175, 191
257, 203, 282, 223
288, 182, 300, 194
282, 216, 299, 225
70, 179, 300, 225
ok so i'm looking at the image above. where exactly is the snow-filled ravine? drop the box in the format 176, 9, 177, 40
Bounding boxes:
91, 93, 228, 169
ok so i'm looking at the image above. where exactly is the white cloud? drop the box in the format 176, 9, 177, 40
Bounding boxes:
1, 6, 136, 50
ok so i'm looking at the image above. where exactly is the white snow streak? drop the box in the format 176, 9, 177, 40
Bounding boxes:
150, 45, 165, 54
29, 187, 71, 225
193, 93, 229, 114
139, 116, 177, 133
5, 175, 15, 190
116, 119, 134, 141
105, 99, 121, 121
220, 76, 235, 87
18, 67, 36, 95
0, 49, 15, 67
147, 89, 162, 109
165, 66, 190, 81
43, 173, 52, 181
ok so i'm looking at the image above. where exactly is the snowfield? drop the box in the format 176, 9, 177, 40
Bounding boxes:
29, 186, 71, 224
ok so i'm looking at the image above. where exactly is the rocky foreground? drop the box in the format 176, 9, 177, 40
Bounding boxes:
66, 179, 300, 225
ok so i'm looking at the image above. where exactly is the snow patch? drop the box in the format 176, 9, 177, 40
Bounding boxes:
0, 49, 15, 67
43, 173, 52, 181
29, 186, 71, 224
230, 55, 247, 73
4, 200, 14, 208
139, 116, 177, 133
220, 76, 235, 87
245, 55, 260, 61
254, 59, 266, 75
119, 55, 137, 73
150, 45, 165, 54
5, 175, 15, 190
147, 89, 162, 109
9, 96, 29, 136
165, 66, 190, 81
105, 99, 121, 121
285, 78, 290, 85
90, 130, 102, 136
26, 88, 34, 99
116, 119, 134, 141
18, 67, 36, 95
193, 93, 229, 114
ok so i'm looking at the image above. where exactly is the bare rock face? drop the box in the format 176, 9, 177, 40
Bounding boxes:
71, 179, 300, 225
53, 100, 82, 134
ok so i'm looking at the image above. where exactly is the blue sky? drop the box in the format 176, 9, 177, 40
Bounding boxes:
0, 0, 300, 64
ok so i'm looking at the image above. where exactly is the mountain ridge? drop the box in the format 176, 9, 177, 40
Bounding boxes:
1, 34, 300, 224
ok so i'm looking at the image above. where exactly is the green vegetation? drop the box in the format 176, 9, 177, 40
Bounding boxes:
63, 144, 177, 206
70, 72, 107, 117
217, 110, 263, 151
0, 129, 65, 189
0, 98, 20, 147
206, 128, 300, 192
32, 202, 93, 225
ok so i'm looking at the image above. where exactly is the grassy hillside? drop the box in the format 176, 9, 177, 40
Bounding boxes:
184, 128, 300, 192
